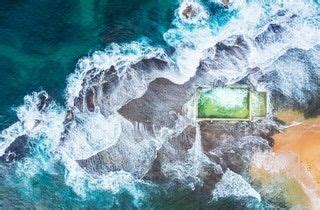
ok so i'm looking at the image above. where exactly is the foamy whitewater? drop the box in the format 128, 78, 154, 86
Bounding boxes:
0, 0, 319, 208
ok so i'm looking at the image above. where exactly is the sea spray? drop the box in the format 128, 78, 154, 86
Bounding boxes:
66, 41, 177, 108
212, 169, 261, 202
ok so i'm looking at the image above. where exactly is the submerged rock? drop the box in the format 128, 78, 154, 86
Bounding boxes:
85, 88, 95, 112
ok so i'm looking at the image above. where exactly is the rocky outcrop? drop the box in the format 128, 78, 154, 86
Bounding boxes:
222, 0, 230, 5
118, 77, 193, 130
196, 35, 251, 86
182, 5, 196, 19
255, 24, 285, 46
37, 91, 53, 111
63, 34, 285, 188
248, 45, 320, 114
0, 92, 52, 163
61, 28, 320, 190
0, 135, 30, 163
71, 58, 172, 115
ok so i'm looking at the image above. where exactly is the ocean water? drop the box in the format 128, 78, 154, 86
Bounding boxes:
0, 0, 319, 209
0, 0, 177, 130
0, 0, 178, 208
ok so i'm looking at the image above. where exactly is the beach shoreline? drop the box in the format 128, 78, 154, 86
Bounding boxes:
250, 110, 320, 208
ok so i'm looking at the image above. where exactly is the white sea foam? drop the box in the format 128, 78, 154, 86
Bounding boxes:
212, 169, 261, 202
202, 87, 249, 109
2, 93, 150, 200
62, 152, 140, 197
158, 95, 223, 188
0, 92, 65, 156
0, 122, 24, 157
62, 112, 122, 160
66, 41, 175, 108
164, 0, 215, 84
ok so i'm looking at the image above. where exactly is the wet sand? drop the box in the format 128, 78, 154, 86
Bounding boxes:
273, 110, 320, 187
249, 110, 320, 208
250, 151, 320, 208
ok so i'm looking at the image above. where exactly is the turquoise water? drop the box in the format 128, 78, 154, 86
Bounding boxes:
0, 0, 177, 130
0, 0, 179, 207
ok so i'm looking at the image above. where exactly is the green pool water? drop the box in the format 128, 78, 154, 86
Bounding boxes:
197, 87, 268, 120
252, 92, 267, 117
197, 87, 251, 120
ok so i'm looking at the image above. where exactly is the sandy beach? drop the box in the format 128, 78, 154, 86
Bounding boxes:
250, 110, 320, 208
273, 110, 320, 187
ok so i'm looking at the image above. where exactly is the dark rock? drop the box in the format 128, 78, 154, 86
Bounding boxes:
198, 120, 275, 176
118, 77, 193, 130
268, 24, 284, 34
37, 92, 52, 111
65, 110, 73, 122
0, 135, 30, 163
131, 58, 168, 72
73, 94, 84, 111
250, 46, 320, 113
182, 5, 196, 19
304, 94, 320, 118
199, 121, 275, 152
144, 126, 198, 183
144, 158, 167, 182
197, 35, 250, 85
85, 88, 95, 112
221, 0, 231, 6
89, 69, 104, 84
72, 66, 118, 112
272, 117, 287, 126
102, 65, 118, 95
260, 133, 275, 147
255, 23, 285, 45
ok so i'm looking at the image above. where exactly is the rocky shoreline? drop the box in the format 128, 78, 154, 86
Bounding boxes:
0, 2, 319, 207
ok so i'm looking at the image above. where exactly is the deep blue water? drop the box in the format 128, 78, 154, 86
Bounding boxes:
0, 0, 177, 130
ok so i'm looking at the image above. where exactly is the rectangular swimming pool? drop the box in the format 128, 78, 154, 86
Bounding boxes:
197, 87, 267, 121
